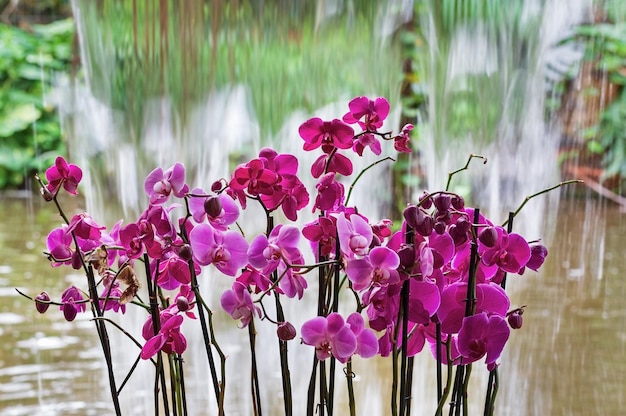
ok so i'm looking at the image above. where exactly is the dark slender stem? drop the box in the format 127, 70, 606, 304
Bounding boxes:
177, 355, 188, 416
346, 361, 356, 416
399, 278, 410, 416
248, 319, 263, 416
436, 322, 443, 404
307, 357, 319, 416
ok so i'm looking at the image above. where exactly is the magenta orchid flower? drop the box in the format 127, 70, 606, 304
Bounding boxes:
345, 246, 400, 291
189, 189, 240, 229
345, 312, 379, 358
437, 282, 510, 334
311, 152, 353, 178
393, 124, 413, 153
229, 158, 278, 197
156, 253, 191, 290
248, 224, 303, 273
60, 285, 86, 322
302, 216, 337, 259
220, 281, 261, 327
314, 172, 345, 212
352, 133, 382, 156
46, 225, 74, 266
68, 213, 106, 241
45, 156, 83, 195
99, 284, 126, 314
479, 226, 531, 274
300, 313, 357, 363
189, 223, 248, 276
299, 118, 355, 153
337, 213, 373, 258
457, 312, 510, 365
141, 312, 187, 359
144, 162, 189, 205
342, 96, 390, 132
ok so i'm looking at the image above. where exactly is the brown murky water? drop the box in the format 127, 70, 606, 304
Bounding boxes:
1, 194, 625, 415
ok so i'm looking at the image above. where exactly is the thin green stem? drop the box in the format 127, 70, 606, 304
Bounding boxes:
445, 154, 487, 191
345, 156, 395, 205
502, 179, 583, 227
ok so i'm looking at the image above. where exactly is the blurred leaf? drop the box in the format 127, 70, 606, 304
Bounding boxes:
0, 104, 41, 137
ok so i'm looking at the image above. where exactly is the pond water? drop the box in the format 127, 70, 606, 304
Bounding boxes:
0, 194, 624, 415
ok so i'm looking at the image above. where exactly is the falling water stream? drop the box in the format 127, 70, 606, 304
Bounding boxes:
1, 0, 626, 415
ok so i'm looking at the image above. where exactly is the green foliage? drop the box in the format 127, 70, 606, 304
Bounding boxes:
0, 18, 73, 188
565, 16, 626, 180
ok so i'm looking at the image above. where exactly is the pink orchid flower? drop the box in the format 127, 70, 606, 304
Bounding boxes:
337, 213, 373, 258
141, 312, 187, 359
220, 281, 261, 327
189, 223, 248, 276
45, 156, 83, 195
144, 162, 189, 205
457, 312, 510, 365
300, 313, 357, 363
298, 118, 354, 153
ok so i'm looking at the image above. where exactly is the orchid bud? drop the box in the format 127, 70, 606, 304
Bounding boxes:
479, 227, 498, 247
397, 245, 416, 270
277, 321, 296, 341
508, 310, 523, 329
178, 244, 193, 261
211, 180, 223, 192
40, 187, 54, 202
204, 196, 222, 218
451, 195, 465, 210
526, 244, 548, 271
35, 292, 51, 314
176, 296, 190, 312
62, 302, 78, 322
433, 194, 451, 212
403, 205, 433, 236
434, 221, 446, 235
419, 192, 433, 209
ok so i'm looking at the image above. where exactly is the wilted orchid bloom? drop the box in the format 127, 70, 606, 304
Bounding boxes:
457, 312, 510, 365
140, 312, 187, 359
342, 96, 390, 132
189, 223, 249, 276
144, 162, 189, 205
45, 156, 83, 195
299, 118, 355, 153
60, 286, 86, 322
220, 281, 261, 327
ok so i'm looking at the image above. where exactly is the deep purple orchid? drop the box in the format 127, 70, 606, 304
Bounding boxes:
189, 223, 248, 276
144, 162, 189, 205
45, 156, 83, 195
457, 312, 510, 365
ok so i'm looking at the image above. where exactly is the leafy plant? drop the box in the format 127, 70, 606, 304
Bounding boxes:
0, 18, 73, 188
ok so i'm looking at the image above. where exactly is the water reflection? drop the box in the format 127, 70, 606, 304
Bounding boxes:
1, 195, 625, 415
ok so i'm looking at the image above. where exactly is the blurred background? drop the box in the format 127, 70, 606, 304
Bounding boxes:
0, 0, 625, 415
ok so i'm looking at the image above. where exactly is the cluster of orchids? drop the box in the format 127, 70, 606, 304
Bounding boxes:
26, 96, 547, 416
